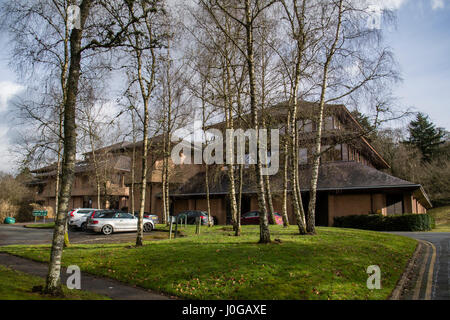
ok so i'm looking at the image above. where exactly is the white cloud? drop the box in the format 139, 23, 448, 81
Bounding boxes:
364, 0, 408, 11
380, 0, 409, 10
0, 125, 15, 173
0, 81, 23, 173
0, 81, 23, 112
431, 0, 445, 9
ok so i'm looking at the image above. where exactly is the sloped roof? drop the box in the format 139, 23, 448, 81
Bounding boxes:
32, 155, 131, 178
171, 161, 431, 207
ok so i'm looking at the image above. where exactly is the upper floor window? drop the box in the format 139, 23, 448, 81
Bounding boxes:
299, 148, 308, 164
297, 119, 313, 132
324, 116, 342, 131
322, 144, 342, 162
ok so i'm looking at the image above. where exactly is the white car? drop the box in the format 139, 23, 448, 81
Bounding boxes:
68, 208, 97, 231
86, 210, 154, 235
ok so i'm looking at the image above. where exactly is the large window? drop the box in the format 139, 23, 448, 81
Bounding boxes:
322, 144, 342, 162
386, 194, 403, 215
299, 148, 308, 164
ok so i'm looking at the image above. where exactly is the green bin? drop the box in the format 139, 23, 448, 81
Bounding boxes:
4, 217, 16, 224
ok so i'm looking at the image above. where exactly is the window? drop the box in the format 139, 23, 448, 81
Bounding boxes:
321, 144, 342, 162
304, 120, 313, 132
115, 212, 134, 219
242, 211, 259, 218
299, 148, 308, 164
325, 116, 334, 130
386, 194, 403, 215
331, 144, 342, 161
342, 144, 349, 161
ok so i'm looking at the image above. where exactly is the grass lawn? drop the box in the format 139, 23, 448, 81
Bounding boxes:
428, 205, 450, 232
24, 223, 55, 229
0, 264, 110, 300
0, 225, 416, 300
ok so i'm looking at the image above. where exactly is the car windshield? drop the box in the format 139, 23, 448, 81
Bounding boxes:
243, 211, 259, 218
77, 210, 93, 214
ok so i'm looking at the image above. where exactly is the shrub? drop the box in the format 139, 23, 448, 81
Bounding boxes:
333, 214, 434, 231
0, 200, 19, 223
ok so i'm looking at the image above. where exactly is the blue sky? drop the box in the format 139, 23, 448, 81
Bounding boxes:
383, 0, 450, 130
0, 0, 449, 173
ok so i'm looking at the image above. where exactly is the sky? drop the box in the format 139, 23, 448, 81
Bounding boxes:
0, 0, 449, 174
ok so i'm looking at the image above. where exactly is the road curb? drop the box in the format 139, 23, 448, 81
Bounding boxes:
389, 240, 422, 300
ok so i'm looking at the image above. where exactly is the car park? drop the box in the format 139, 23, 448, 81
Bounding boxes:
132, 211, 160, 225
240, 211, 283, 225
86, 210, 154, 235
174, 210, 215, 225
68, 208, 97, 231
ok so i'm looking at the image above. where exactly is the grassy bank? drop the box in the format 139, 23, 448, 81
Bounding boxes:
0, 225, 416, 300
0, 265, 109, 300
428, 205, 450, 232
23, 222, 55, 229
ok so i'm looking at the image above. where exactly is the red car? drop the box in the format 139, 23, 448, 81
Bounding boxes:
240, 211, 283, 225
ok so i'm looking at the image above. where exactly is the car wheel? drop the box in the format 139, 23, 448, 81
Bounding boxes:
144, 222, 153, 232
81, 223, 87, 232
101, 225, 113, 235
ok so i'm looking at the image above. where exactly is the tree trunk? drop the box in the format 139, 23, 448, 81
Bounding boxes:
130, 111, 136, 216
235, 163, 243, 236
245, 0, 270, 244
306, 0, 343, 234
281, 111, 290, 227
45, 0, 92, 295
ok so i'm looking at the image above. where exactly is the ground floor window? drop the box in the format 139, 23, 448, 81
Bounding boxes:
386, 194, 403, 215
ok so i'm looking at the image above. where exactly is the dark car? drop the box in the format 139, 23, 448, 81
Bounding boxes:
174, 210, 215, 225
240, 211, 283, 225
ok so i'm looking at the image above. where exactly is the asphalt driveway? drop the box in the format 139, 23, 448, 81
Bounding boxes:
0, 224, 169, 246
390, 232, 449, 300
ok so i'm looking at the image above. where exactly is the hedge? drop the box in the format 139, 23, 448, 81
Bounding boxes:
333, 214, 435, 231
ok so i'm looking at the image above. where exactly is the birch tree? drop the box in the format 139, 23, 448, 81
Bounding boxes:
199, 0, 277, 243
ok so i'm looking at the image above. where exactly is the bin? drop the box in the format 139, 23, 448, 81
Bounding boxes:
4, 217, 16, 224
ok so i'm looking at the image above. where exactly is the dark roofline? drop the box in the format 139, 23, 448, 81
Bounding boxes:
333, 105, 390, 169
170, 184, 423, 197
169, 184, 432, 209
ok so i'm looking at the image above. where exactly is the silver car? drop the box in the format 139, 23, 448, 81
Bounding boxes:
86, 211, 154, 235
68, 208, 97, 231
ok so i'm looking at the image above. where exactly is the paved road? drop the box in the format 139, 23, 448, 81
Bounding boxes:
0, 253, 170, 300
391, 232, 449, 300
0, 224, 168, 246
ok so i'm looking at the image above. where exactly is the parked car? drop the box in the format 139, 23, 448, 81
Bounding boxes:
68, 208, 97, 231
174, 210, 215, 225
132, 211, 160, 225
86, 210, 154, 235
240, 211, 283, 225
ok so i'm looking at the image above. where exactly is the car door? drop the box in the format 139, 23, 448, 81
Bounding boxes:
113, 212, 127, 231
121, 212, 137, 231
242, 211, 259, 225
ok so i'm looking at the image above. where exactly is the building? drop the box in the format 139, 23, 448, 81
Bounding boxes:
28, 102, 432, 225
29, 151, 131, 211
